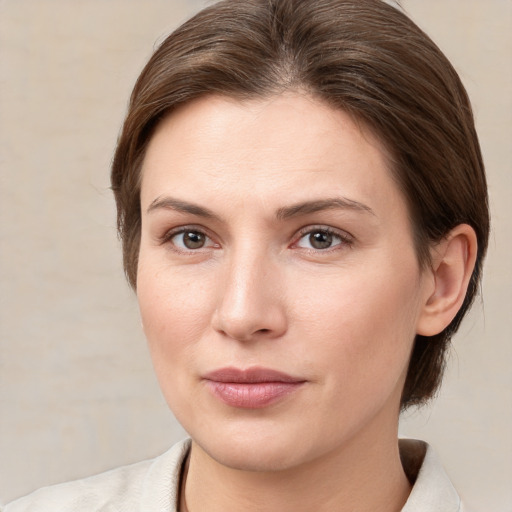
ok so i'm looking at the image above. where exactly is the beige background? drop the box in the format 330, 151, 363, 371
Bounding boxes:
0, 0, 510, 509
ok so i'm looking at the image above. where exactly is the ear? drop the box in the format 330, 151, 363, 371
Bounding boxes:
416, 224, 478, 337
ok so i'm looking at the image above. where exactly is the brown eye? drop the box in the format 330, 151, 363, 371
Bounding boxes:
295, 227, 349, 251
171, 230, 208, 250
309, 231, 333, 249
183, 231, 205, 249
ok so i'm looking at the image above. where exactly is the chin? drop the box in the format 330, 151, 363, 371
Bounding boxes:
195, 434, 311, 473
169, 392, 318, 472
186, 412, 340, 474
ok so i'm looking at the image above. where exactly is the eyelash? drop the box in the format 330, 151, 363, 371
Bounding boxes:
159, 226, 218, 253
159, 225, 353, 253
293, 226, 354, 252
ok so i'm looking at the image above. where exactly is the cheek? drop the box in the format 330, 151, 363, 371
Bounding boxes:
137, 261, 215, 368
289, 262, 422, 395
136, 261, 218, 426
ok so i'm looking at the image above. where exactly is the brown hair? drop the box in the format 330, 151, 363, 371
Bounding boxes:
111, 0, 489, 409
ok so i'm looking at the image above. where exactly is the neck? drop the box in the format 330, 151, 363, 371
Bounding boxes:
181, 413, 411, 512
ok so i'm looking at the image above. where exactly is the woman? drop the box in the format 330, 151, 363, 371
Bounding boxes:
4, 0, 489, 510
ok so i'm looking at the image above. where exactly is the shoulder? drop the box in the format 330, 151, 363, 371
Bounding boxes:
2, 439, 191, 512
3, 460, 152, 512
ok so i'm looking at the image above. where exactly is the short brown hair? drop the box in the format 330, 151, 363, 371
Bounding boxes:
111, 0, 489, 409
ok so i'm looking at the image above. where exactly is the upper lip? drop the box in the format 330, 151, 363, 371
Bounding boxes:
203, 366, 305, 383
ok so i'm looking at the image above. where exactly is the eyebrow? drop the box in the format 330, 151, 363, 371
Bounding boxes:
146, 197, 220, 220
276, 197, 375, 220
146, 196, 375, 220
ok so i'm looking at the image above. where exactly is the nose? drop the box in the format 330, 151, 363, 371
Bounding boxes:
211, 250, 287, 342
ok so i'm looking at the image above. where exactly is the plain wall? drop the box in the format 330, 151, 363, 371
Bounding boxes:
0, 1, 511, 509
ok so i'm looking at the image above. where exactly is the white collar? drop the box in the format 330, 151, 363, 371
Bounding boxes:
400, 439, 463, 512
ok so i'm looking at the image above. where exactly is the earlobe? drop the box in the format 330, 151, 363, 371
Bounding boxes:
416, 224, 478, 336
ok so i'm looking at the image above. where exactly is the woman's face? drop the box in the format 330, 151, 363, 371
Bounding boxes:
137, 93, 433, 471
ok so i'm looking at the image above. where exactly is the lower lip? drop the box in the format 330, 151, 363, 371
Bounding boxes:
205, 381, 304, 409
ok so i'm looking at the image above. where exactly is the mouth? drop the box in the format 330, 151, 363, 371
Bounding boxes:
203, 367, 306, 409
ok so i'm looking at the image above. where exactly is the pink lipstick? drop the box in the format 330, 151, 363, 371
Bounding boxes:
203, 367, 305, 409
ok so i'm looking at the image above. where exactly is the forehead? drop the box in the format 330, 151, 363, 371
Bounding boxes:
140, 92, 401, 218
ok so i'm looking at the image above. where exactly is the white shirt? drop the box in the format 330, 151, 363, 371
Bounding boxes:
3, 438, 467, 511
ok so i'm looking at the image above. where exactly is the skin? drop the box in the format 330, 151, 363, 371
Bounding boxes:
137, 92, 476, 512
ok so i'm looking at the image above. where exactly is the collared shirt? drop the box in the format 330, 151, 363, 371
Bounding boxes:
3, 438, 467, 512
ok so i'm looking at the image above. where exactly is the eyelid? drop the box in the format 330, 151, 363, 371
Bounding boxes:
158, 225, 220, 250
156, 223, 353, 252
291, 225, 354, 250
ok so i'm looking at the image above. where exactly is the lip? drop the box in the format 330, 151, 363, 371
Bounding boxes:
203, 367, 306, 409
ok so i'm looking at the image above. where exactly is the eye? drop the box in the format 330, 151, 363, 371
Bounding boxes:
169, 229, 215, 251
295, 228, 350, 250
